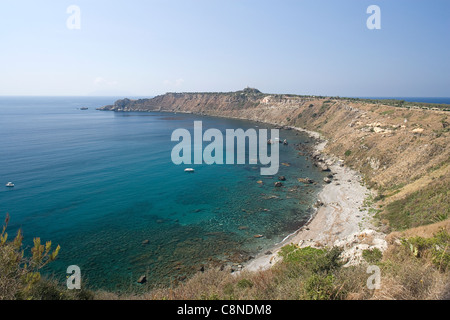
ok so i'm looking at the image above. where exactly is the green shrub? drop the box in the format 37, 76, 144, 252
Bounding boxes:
303, 274, 336, 300
236, 279, 253, 289
0, 214, 62, 300
319, 103, 329, 114
223, 283, 234, 297
431, 230, 450, 271
380, 110, 395, 116
401, 229, 450, 271
362, 248, 383, 264
278, 245, 342, 273
384, 178, 449, 230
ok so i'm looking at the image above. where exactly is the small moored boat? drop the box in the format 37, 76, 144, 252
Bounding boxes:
5, 182, 14, 188
184, 168, 195, 173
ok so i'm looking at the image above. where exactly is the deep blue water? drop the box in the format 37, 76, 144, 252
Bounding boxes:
0, 97, 324, 291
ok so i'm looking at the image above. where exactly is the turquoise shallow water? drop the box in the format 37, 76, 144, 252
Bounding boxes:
0, 97, 325, 291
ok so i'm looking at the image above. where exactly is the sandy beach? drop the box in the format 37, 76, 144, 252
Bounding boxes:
244, 127, 386, 272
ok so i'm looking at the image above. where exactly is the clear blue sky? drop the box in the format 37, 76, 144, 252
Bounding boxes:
0, 0, 449, 97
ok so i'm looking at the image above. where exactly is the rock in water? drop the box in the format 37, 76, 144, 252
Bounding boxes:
323, 177, 332, 184
298, 178, 314, 184
316, 162, 330, 172
274, 182, 283, 187
314, 200, 324, 207
137, 275, 147, 284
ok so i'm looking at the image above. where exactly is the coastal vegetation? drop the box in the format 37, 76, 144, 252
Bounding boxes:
97, 227, 449, 300
0, 213, 89, 300
2, 220, 447, 300
384, 176, 449, 230
341, 97, 450, 112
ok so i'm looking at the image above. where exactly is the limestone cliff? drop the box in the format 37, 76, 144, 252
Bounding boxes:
98, 89, 450, 192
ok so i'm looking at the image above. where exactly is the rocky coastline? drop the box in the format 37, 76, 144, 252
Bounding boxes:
244, 126, 387, 272
98, 91, 392, 278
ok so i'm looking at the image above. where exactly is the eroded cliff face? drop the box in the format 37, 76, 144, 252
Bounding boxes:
98, 89, 450, 192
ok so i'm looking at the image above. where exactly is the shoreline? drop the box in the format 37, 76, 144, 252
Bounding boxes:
244, 125, 386, 272
98, 108, 387, 274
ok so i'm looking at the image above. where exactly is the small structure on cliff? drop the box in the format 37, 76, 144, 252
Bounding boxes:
241, 87, 262, 95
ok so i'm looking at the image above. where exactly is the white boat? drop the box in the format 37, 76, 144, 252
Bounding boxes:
184, 168, 195, 173
5, 182, 14, 187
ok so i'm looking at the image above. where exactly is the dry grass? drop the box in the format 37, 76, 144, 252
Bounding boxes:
372, 242, 449, 300
387, 220, 450, 243
384, 163, 450, 204
0, 244, 26, 300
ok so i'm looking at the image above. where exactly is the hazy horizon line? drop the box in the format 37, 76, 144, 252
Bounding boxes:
1, 94, 450, 99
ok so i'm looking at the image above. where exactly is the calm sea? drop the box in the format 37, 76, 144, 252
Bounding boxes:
0, 97, 325, 291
